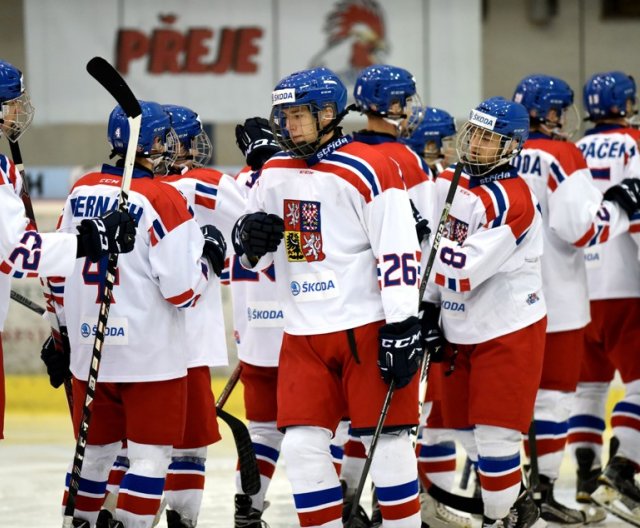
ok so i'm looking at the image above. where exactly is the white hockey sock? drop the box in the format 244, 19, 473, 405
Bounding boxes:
363, 431, 421, 527
475, 425, 522, 520
567, 382, 609, 466
165, 446, 207, 524
612, 379, 640, 465
281, 426, 342, 528
115, 441, 171, 528
62, 441, 121, 525
529, 388, 573, 480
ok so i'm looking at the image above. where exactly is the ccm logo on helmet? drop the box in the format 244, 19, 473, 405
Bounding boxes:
469, 110, 497, 130
272, 89, 296, 106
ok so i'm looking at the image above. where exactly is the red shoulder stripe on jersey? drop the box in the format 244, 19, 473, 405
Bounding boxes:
134, 179, 194, 233
164, 167, 225, 186
575, 225, 596, 247
166, 288, 196, 306
472, 186, 498, 225
502, 180, 536, 241
314, 161, 373, 202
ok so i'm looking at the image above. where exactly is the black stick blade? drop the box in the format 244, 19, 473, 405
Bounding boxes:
86, 57, 141, 118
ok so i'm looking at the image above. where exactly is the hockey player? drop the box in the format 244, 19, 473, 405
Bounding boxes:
511, 73, 633, 524
566, 71, 640, 520
423, 97, 547, 527
55, 100, 221, 528
233, 67, 423, 528
0, 59, 135, 440
159, 103, 239, 528
230, 116, 286, 528
403, 106, 458, 175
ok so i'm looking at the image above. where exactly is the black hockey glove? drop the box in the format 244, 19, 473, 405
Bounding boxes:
420, 302, 446, 362
235, 117, 282, 171
232, 212, 285, 263
40, 328, 71, 389
603, 178, 640, 218
201, 224, 227, 277
377, 316, 423, 389
76, 209, 136, 262
410, 200, 431, 244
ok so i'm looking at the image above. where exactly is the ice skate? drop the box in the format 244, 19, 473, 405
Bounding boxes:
503, 488, 547, 528
533, 475, 586, 525
419, 491, 472, 528
591, 456, 640, 527
234, 493, 269, 528
167, 508, 196, 528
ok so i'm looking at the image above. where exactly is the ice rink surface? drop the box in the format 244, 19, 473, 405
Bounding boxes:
0, 414, 629, 527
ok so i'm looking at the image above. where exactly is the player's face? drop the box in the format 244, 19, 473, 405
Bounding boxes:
0, 94, 34, 141
283, 105, 318, 145
468, 126, 504, 165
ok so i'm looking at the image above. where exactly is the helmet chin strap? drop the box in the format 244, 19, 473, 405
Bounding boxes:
315, 103, 356, 139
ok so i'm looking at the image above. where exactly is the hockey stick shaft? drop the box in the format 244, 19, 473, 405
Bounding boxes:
527, 420, 540, 490
63, 57, 141, 527
9, 140, 74, 413
346, 379, 395, 528
459, 455, 472, 490
10, 288, 45, 315
216, 363, 242, 411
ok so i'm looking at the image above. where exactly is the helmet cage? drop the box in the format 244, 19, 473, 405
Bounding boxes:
0, 92, 34, 142
456, 122, 522, 176
270, 101, 342, 159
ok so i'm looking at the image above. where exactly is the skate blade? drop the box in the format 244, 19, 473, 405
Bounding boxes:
591, 484, 640, 527
580, 504, 607, 524
531, 517, 548, 528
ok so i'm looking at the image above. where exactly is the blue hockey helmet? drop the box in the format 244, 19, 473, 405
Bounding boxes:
583, 71, 636, 120
0, 60, 34, 142
403, 107, 456, 153
457, 97, 529, 176
162, 104, 212, 168
513, 74, 574, 117
270, 67, 349, 158
353, 64, 422, 136
108, 100, 178, 173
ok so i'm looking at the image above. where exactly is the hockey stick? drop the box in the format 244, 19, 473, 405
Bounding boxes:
10, 288, 45, 315
527, 420, 540, 491
215, 363, 261, 495
346, 163, 465, 527
216, 362, 242, 410
62, 57, 141, 528
8, 140, 74, 413
459, 456, 473, 490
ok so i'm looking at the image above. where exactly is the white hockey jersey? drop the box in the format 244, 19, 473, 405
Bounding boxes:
514, 133, 629, 332
226, 166, 284, 367
242, 135, 421, 335
57, 164, 209, 382
352, 132, 436, 270
0, 154, 77, 329
424, 165, 547, 344
576, 125, 640, 300
163, 167, 245, 368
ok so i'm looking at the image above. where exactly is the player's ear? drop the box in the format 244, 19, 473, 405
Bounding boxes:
319, 105, 336, 125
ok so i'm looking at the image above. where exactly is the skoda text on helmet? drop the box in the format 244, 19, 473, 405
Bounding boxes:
0, 60, 35, 142
353, 64, 423, 137
108, 100, 179, 174
403, 106, 456, 158
269, 67, 348, 159
583, 71, 637, 122
457, 96, 530, 177
162, 104, 212, 168
513, 74, 578, 139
